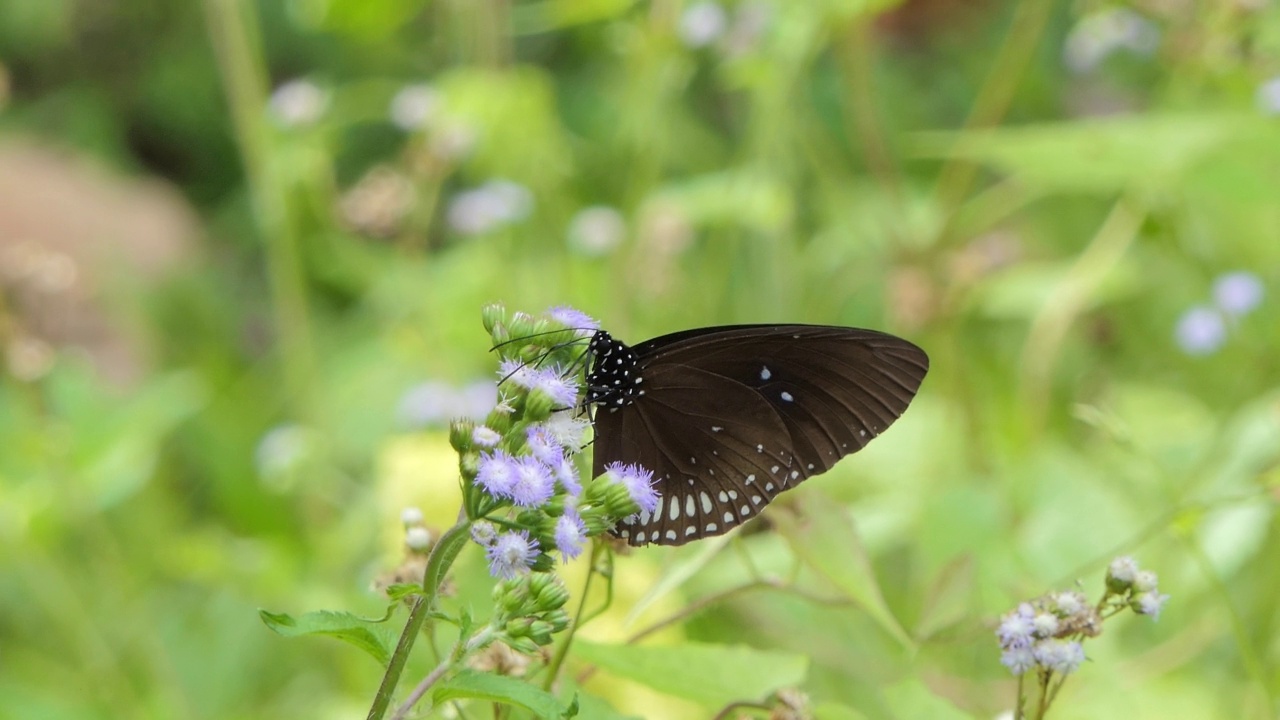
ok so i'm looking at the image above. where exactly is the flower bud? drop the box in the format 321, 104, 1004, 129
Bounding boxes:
523, 389, 557, 421
449, 418, 476, 452
482, 303, 507, 335
527, 620, 555, 646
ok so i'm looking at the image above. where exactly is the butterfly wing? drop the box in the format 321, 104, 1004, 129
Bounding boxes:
593, 325, 929, 547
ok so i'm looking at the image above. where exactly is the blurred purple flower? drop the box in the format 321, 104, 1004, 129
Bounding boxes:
1135, 591, 1171, 621
1213, 271, 1264, 317
1033, 639, 1086, 675
1063, 9, 1159, 74
553, 455, 582, 496
997, 603, 1036, 650
1000, 646, 1036, 676
397, 380, 496, 428
1174, 306, 1226, 356
447, 180, 534, 235
526, 367, 579, 407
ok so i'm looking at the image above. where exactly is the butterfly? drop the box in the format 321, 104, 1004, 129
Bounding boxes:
583, 325, 928, 546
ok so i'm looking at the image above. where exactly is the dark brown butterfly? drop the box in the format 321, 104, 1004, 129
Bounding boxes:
585, 325, 928, 546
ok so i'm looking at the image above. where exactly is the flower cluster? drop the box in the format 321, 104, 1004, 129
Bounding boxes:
451, 304, 660, 581
1175, 270, 1265, 356
996, 556, 1169, 682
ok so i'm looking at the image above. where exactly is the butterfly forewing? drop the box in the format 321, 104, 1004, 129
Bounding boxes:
589, 324, 928, 547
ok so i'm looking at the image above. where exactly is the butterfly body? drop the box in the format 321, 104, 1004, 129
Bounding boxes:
585, 324, 929, 547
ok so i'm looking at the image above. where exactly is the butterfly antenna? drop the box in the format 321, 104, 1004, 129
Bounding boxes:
489, 328, 597, 353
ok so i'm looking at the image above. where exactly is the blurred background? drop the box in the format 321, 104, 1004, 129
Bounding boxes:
1, 0, 1278, 717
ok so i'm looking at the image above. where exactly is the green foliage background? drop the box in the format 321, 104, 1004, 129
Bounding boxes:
1, 0, 1278, 717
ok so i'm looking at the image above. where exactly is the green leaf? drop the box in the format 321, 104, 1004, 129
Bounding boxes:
432, 670, 572, 718
882, 679, 971, 720
625, 533, 731, 628
770, 489, 914, 648
813, 702, 871, 720
258, 609, 398, 666
914, 113, 1256, 193
572, 640, 807, 708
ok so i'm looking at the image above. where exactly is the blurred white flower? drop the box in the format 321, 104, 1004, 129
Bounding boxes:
447, 180, 534, 235
723, 1, 773, 58
1174, 306, 1226, 356
679, 2, 728, 48
405, 526, 433, 550
567, 206, 626, 256
255, 424, 315, 490
1213, 271, 1264, 317
1258, 76, 1280, 116
390, 83, 441, 131
1063, 9, 1159, 74
429, 122, 478, 162
269, 79, 328, 127
401, 506, 425, 526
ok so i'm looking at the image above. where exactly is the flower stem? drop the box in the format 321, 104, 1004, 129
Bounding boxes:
366, 520, 473, 720
541, 540, 602, 692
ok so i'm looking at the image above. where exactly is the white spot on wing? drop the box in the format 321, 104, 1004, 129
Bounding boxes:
699, 492, 712, 514
686, 495, 696, 517
718, 491, 729, 502
665, 530, 677, 540
669, 498, 680, 520
705, 523, 718, 532
752, 495, 762, 504
780, 391, 794, 402
765, 482, 775, 491
685, 526, 697, 536
760, 366, 771, 381
746, 474, 756, 485
741, 505, 750, 514
723, 511, 733, 523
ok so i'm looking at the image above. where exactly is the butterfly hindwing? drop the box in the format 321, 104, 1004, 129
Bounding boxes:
589, 324, 929, 547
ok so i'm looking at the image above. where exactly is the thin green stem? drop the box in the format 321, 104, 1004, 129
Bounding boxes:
367, 520, 473, 720
202, 0, 315, 409
541, 541, 603, 692
933, 0, 1058, 246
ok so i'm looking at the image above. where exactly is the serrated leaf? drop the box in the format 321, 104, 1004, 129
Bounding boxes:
432, 670, 571, 718
770, 490, 913, 648
572, 640, 807, 708
258, 609, 398, 666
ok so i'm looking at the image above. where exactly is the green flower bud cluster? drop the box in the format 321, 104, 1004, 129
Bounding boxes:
491, 572, 573, 653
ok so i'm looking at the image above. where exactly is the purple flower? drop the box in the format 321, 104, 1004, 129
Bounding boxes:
476, 450, 520, 499
472, 425, 502, 448
1000, 646, 1036, 676
555, 512, 588, 561
447, 180, 533, 235
498, 359, 535, 388
1031, 612, 1060, 638
1033, 639, 1086, 675
553, 455, 582, 496
526, 425, 565, 465
997, 603, 1036, 650
1213, 272, 1264, 317
546, 305, 601, 334
486, 530, 539, 579
510, 455, 556, 507
1135, 591, 1170, 621
1175, 306, 1225, 355
526, 367, 579, 407
606, 461, 660, 514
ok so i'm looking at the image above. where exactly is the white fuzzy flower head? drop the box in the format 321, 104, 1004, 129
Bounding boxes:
996, 603, 1036, 650
1032, 612, 1060, 638
1033, 639, 1086, 675
1108, 556, 1140, 585
405, 526, 432, 551
1052, 590, 1089, 617
1135, 591, 1170, 621
401, 506, 425, 526
1133, 569, 1160, 593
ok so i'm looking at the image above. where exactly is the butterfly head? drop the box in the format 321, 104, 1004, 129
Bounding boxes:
585, 330, 643, 410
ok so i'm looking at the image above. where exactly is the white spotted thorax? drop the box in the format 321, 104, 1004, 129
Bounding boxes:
586, 331, 644, 410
